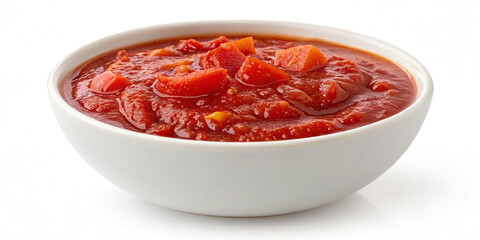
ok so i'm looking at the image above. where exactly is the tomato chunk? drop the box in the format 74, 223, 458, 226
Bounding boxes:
200, 42, 246, 75
274, 45, 327, 72
154, 68, 228, 97
204, 36, 229, 50
232, 37, 256, 55
237, 56, 290, 86
175, 39, 205, 53
89, 71, 130, 93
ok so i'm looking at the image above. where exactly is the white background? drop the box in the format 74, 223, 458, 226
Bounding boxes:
1, 0, 479, 239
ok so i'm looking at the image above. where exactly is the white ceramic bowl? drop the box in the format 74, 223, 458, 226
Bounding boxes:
48, 21, 433, 217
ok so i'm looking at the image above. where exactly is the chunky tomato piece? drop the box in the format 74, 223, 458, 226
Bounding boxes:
204, 36, 229, 50
154, 68, 228, 97
237, 56, 290, 86
175, 39, 205, 53
274, 45, 327, 72
232, 37, 256, 55
89, 71, 130, 93
200, 42, 246, 75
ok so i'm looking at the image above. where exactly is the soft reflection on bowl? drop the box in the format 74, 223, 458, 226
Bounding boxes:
48, 21, 433, 217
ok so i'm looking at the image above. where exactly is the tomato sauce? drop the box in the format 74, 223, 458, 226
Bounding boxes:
62, 35, 416, 142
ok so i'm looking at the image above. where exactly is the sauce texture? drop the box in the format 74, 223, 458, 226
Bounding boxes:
63, 35, 416, 142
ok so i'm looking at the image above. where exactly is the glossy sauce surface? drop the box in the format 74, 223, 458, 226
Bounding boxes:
63, 35, 416, 142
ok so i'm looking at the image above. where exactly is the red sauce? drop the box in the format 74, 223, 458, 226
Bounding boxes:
62, 35, 416, 142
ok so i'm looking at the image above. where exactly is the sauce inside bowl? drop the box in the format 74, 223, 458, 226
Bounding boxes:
62, 35, 416, 142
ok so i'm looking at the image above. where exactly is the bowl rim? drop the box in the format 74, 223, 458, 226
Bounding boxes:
48, 20, 433, 149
